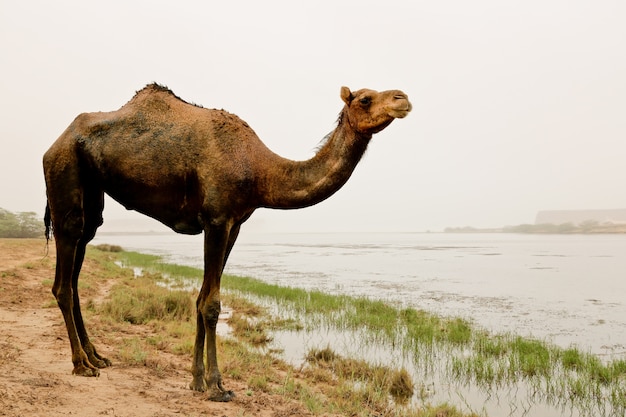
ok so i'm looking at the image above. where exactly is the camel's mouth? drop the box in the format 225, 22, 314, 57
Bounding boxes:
388, 102, 412, 119
388, 94, 412, 119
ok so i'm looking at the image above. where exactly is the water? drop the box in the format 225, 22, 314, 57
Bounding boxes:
93, 231, 626, 357
92, 231, 626, 416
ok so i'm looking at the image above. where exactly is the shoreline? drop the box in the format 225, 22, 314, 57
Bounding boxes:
110, 243, 626, 417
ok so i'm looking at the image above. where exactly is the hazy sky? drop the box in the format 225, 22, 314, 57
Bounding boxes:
1, 1, 625, 233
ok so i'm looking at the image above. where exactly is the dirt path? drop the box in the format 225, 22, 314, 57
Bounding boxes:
0, 239, 311, 417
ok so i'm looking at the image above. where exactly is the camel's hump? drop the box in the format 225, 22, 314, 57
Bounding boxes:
128, 83, 204, 109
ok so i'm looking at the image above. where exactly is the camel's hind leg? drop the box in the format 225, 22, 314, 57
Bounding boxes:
72, 231, 111, 369
48, 185, 108, 376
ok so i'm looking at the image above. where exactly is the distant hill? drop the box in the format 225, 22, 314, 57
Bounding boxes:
445, 208, 626, 234
535, 209, 626, 225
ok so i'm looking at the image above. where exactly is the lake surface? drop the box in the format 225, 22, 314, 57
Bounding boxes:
93, 231, 626, 357
92, 231, 626, 416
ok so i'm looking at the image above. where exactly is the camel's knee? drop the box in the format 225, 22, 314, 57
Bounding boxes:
52, 285, 73, 312
57, 209, 103, 244
62, 210, 85, 237
49, 207, 85, 241
198, 298, 221, 328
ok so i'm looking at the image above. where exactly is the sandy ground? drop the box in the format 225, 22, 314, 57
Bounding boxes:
0, 239, 314, 417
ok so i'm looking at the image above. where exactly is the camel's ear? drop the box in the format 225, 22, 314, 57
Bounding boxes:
340, 86, 353, 105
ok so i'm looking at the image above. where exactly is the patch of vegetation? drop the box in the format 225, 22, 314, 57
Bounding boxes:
93, 243, 123, 252
306, 345, 415, 403
117, 250, 203, 280
228, 313, 273, 346
99, 273, 194, 324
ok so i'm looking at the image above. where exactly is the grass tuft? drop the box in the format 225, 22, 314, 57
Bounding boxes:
93, 244, 123, 252
100, 276, 194, 325
389, 367, 415, 401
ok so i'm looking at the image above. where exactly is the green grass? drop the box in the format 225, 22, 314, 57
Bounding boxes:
119, 251, 203, 279
118, 337, 149, 365
99, 272, 194, 325
306, 345, 415, 403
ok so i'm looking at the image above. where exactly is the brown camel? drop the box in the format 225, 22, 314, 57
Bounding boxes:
42, 83, 411, 401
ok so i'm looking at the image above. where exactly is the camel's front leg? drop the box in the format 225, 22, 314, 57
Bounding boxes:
189, 305, 207, 392
203, 297, 234, 401
189, 224, 236, 401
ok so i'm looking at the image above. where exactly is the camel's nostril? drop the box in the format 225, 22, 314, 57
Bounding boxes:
394, 94, 408, 100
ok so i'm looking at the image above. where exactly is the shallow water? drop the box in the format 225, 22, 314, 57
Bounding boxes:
92, 231, 626, 416
94, 231, 626, 357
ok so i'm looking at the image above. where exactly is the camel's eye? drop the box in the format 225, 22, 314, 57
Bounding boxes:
359, 97, 371, 106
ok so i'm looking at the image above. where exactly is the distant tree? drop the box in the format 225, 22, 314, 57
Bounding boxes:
0, 208, 44, 238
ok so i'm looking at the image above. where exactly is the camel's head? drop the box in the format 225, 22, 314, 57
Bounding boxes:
340, 87, 412, 135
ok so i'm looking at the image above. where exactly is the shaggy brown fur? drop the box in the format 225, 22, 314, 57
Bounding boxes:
43, 83, 411, 401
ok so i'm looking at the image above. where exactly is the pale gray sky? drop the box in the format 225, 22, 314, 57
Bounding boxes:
1, 0, 625, 233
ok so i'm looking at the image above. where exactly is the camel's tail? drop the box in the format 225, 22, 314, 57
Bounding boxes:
44, 202, 51, 242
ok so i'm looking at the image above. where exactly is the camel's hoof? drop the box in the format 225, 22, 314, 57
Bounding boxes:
73, 363, 100, 377
189, 379, 206, 392
207, 389, 235, 402
92, 356, 112, 368
84, 346, 112, 368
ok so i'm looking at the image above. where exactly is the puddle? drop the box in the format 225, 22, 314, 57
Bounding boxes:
264, 326, 593, 417
114, 260, 143, 277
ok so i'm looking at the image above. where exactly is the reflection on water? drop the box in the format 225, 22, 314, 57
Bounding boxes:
92, 231, 626, 416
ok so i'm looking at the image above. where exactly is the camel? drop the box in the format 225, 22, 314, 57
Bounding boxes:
42, 83, 411, 401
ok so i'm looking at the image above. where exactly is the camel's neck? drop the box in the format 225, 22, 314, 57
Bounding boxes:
258, 112, 371, 209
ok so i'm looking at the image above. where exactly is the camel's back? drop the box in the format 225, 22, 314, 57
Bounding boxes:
42, 84, 268, 230
62, 84, 262, 176
44, 83, 264, 196
116, 83, 258, 151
